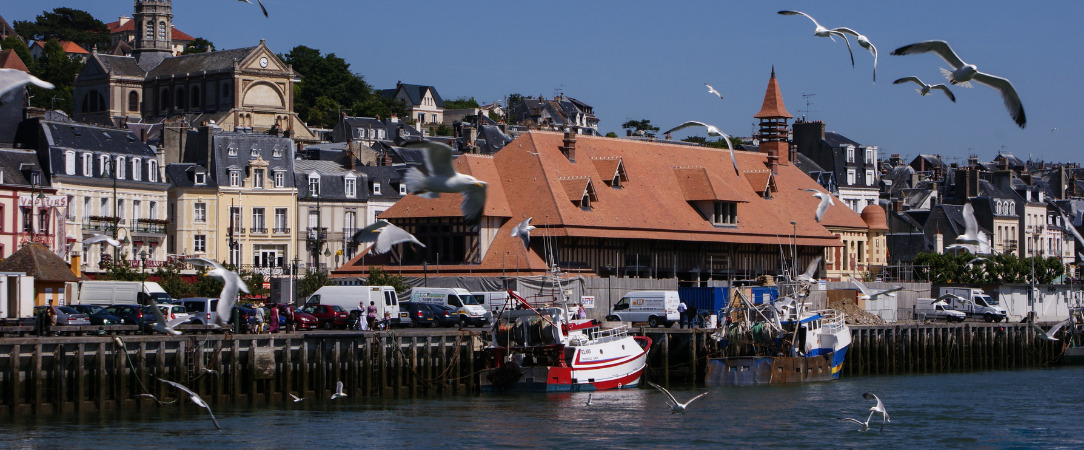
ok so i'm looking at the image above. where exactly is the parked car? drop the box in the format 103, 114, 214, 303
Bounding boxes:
157, 304, 194, 324
430, 304, 460, 327
34, 306, 91, 326
266, 303, 319, 331
104, 304, 155, 329
301, 304, 350, 329
231, 306, 256, 333
178, 297, 220, 326
69, 305, 123, 325
399, 302, 438, 328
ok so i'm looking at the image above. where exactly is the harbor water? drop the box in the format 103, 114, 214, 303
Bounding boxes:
3, 366, 1083, 448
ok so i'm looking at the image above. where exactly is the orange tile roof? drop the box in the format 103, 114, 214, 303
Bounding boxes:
0, 49, 29, 72
743, 170, 774, 194
673, 166, 749, 202
378, 154, 512, 220
559, 177, 593, 203
590, 157, 623, 182
107, 20, 195, 41
755, 67, 793, 119
34, 40, 88, 54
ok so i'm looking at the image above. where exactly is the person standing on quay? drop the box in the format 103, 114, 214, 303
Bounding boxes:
677, 300, 688, 329
269, 305, 280, 334
255, 305, 265, 334
358, 301, 368, 331
367, 301, 378, 330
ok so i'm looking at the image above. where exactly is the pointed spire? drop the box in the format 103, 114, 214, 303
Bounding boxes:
755, 68, 793, 119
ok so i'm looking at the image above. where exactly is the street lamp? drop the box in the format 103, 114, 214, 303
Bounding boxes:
291, 256, 300, 306
139, 250, 148, 303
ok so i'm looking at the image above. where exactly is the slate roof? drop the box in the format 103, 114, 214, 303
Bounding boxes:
355, 165, 406, 202
203, 130, 296, 188
0, 243, 79, 282
148, 47, 255, 78
165, 163, 217, 188
476, 125, 513, 153
96, 54, 146, 77
294, 160, 367, 202
381, 83, 444, 108
0, 149, 46, 187
824, 131, 861, 148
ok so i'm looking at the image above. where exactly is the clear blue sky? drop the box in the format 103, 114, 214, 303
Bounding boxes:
7, 1, 1082, 165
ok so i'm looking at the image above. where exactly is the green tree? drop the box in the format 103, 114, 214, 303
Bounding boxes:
621, 119, 660, 136
432, 123, 453, 136
296, 270, 331, 301
96, 251, 143, 281
505, 93, 524, 124
365, 267, 407, 293
31, 39, 82, 112
243, 272, 268, 302
13, 8, 109, 51
182, 37, 215, 55
155, 259, 196, 300
605, 131, 618, 138
444, 97, 479, 110
281, 45, 373, 128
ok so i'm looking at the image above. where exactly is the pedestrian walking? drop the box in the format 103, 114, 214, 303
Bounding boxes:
366, 301, 378, 330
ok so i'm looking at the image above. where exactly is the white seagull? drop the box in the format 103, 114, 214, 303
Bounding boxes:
647, 382, 709, 414
778, 11, 854, 67
1030, 319, 1070, 341
184, 258, 249, 328
83, 233, 121, 248
832, 27, 877, 81
159, 378, 221, 430
139, 393, 176, 405
891, 40, 1025, 128
404, 141, 488, 223
238, 0, 268, 17
149, 301, 188, 335
0, 69, 54, 99
798, 256, 824, 283
893, 76, 956, 103
663, 121, 740, 177
947, 203, 991, 254
964, 256, 987, 270
841, 392, 889, 432
289, 393, 307, 403
704, 83, 723, 100
200, 368, 220, 376
803, 188, 835, 223
331, 380, 347, 400
850, 277, 904, 301
584, 393, 593, 407
351, 220, 425, 255
510, 217, 535, 249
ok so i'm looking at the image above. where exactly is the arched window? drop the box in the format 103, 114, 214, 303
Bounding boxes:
128, 91, 139, 112
117, 156, 126, 179
132, 157, 141, 181
191, 86, 201, 108
145, 20, 154, 39
175, 87, 185, 110
65, 151, 76, 175
158, 21, 167, 40
147, 159, 158, 182
160, 88, 171, 109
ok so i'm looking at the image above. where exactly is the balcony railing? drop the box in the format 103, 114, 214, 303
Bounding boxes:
273, 227, 291, 234
307, 227, 328, 242
132, 221, 167, 234
84, 218, 120, 233
251, 227, 268, 234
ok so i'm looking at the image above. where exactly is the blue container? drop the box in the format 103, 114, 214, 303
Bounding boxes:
678, 287, 730, 315
749, 286, 779, 305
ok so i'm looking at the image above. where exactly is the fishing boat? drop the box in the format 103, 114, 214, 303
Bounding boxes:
481, 291, 652, 393
705, 285, 851, 386
1060, 307, 1084, 364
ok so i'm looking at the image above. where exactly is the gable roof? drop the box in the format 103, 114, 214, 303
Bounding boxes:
382, 83, 445, 108
94, 53, 147, 77
0, 243, 78, 282
107, 19, 195, 42
0, 49, 29, 72
148, 46, 256, 77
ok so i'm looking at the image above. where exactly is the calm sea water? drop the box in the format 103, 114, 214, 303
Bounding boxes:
4, 366, 1084, 448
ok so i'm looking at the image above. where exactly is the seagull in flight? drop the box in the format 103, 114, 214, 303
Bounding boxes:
803, 188, 834, 222
704, 83, 723, 100
647, 382, 709, 414
200, 368, 220, 376
832, 27, 877, 81
798, 256, 823, 283
510, 217, 535, 249
159, 378, 221, 430
841, 392, 890, 432
331, 380, 347, 400
963, 256, 987, 270
946, 203, 991, 254
584, 393, 593, 406
893, 76, 956, 103
404, 141, 488, 224
290, 393, 307, 403
351, 220, 425, 255
850, 277, 904, 301
892, 40, 1025, 128
663, 121, 740, 177
139, 393, 176, 405
238, 0, 268, 17
184, 258, 249, 328
778, 11, 854, 67
149, 301, 188, 335
0, 69, 54, 99
1030, 319, 1070, 341
84, 233, 121, 248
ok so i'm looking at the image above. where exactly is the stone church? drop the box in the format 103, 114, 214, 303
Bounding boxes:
72, 0, 314, 141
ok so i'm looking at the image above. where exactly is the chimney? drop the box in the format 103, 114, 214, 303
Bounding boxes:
767, 149, 779, 174
560, 129, 576, 162
70, 250, 82, 279
935, 231, 944, 254
346, 142, 356, 170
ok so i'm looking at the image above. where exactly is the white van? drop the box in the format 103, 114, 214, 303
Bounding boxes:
179, 297, 219, 325
409, 287, 492, 327
77, 281, 172, 305
472, 290, 522, 315
606, 290, 680, 327
305, 286, 402, 326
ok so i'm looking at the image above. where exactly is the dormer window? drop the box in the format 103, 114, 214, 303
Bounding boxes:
846, 146, 855, 163
83, 153, 92, 176
30, 170, 41, 185
229, 170, 240, 187
99, 155, 110, 176
308, 174, 320, 196
594, 157, 628, 189
372, 182, 381, 195
272, 146, 283, 158
65, 151, 76, 175
132, 158, 141, 181
399, 183, 407, 196
713, 201, 737, 225
148, 160, 158, 182
253, 169, 265, 189
273, 170, 285, 188
345, 175, 357, 198
561, 177, 596, 211
116, 156, 126, 179
228, 145, 237, 156
194, 172, 206, 185
250, 145, 259, 158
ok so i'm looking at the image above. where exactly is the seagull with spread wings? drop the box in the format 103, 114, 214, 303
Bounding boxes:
184, 258, 249, 328
331, 380, 347, 400
404, 141, 488, 223
892, 40, 1025, 128
663, 121, 740, 177
84, 233, 121, 248
238, 0, 269, 17
647, 382, 709, 414
159, 378, 221, 430
149, 302, 188, 335
1030, 319, 1070, 341
803, 189, 835, 223
850, 277, 904, 301
0, 69, 54, 99
832, 27, 877, 81
840, 392, 890, 432
778, 11, 854, 67
510, 217, 535, 249
351, 220, 425, 255
704, 83, 723, 100
797, 257, 824, 283
893, 76, 956, 102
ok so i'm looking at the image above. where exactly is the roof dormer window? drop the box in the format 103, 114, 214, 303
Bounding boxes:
399, 183, 407, 196
345, 175, 357, 198
229, 170, 240, 187
132, 157, 141, 181
228, 144, 237, 156
308, 173, 320, 197
116, 156, 126, 179
194, 172, 206, 185
712, 201, 737, 225
372, 182, 381, 196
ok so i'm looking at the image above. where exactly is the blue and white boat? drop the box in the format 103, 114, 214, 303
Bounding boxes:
705, 291, 851, 386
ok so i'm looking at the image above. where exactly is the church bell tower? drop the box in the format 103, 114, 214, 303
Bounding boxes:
132, 0, 173, 69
